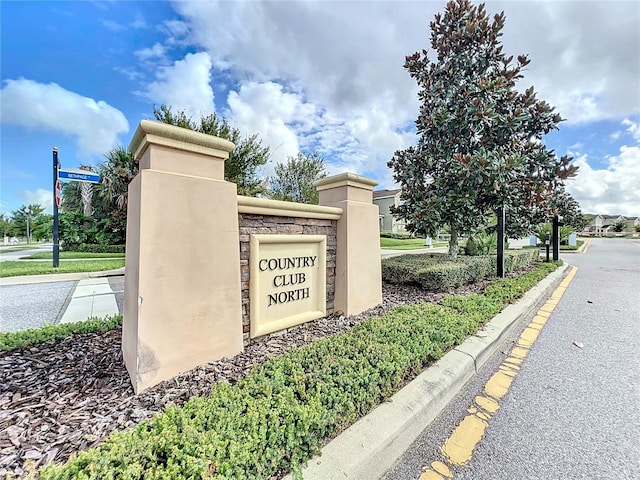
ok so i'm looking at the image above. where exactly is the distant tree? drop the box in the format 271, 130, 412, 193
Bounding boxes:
268, 152, 327, 204
31, 214, 53, 242
11, 204, 45, 243
612, 219, 627, 232
388, 0, 577, 259
549, 187, 585, 231
0, 213, 15, 237
534, 222, 573, 245
154, 104, 270, 196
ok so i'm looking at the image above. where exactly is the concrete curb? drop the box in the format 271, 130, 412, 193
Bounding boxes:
0, 267, 125, 286
283, 263, 570, 480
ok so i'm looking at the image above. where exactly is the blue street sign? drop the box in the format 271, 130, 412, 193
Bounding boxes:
58, 169, 101, 184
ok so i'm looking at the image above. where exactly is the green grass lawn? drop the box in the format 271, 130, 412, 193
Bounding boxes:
22, 251, 125, 260
0, 259, 125, 277
559, 239, 584, 250
380, 237, 448, 250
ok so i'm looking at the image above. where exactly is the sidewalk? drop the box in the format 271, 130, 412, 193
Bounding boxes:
59, 277, 121, 323
0, 268, 124, 332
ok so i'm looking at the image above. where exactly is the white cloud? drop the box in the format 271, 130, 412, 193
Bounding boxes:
622, 118, 640, 143
173, 0, 638, 126
168, 0, 638, 190
225, 81, 415, 180
226, 82, 314, 176
161, 19, 190, 46
102, 16, 148, 32
135, 43, 167, 62
21, 189, 53, 213
496, 0, 640, 124
139, 52, 215, 118
0, 78, 129, 155
566, 146, 640, 216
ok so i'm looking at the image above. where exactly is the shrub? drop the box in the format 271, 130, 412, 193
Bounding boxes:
30, 260, 561, 480
380, 232, 414, 240
35, 261, 560, 480
0, 315, 122, 352
62, 243, 126, 254
464, 231, 500, 255
381, 249, 539, 292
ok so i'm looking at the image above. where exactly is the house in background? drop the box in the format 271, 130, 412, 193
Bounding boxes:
373, 189, 407, 233
584, 214, 640, 233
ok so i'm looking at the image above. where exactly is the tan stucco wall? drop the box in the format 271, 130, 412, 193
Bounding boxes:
123, 121, 243, 394
123, 122, 384, 392
316, 173, 382, 316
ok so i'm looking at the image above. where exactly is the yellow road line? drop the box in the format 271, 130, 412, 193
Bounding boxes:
418, 266, 578, 478
582, 238, 592, 254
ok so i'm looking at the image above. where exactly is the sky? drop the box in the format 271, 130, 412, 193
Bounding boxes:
1, 0, 639, 218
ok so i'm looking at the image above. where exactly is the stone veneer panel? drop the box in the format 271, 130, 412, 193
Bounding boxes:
238, 213, 337, 344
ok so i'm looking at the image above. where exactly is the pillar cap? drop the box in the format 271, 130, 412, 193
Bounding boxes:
129, 120, 235, 160
314, 172, 378, 191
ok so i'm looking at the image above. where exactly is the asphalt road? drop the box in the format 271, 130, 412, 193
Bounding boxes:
0, 280, 76, 332
0, 243, 51, 262
383, 238, 640, 479
0, 275, 125, 333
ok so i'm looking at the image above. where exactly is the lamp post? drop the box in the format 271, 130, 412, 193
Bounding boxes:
552, 214, 563, 261
496, 205, 505, 277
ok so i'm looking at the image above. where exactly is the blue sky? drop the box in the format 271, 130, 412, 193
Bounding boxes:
1, 0, 639, 217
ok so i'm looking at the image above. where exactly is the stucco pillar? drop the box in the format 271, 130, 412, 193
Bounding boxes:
315, 173, 382, 315
123, 120, 243, 394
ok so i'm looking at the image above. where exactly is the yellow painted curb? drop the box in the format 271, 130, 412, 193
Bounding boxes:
418, 265, 578, 479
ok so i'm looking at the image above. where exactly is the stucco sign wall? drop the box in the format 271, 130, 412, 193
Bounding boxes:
250, 234, 326, 337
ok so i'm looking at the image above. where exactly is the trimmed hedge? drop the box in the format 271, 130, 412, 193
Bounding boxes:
34, 260, 560, 480
0, 316, 123, 352
379, 232, 414, 240
382, 249, 539, 291
62, 243, 126, 254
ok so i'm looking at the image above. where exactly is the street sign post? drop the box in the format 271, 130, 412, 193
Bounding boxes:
52, 153, 101, 267
55, 180, 62, 207
58, 169, 101, 183
53, 148, 60, 268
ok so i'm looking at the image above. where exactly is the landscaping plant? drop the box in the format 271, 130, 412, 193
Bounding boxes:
32, 260, 560, 480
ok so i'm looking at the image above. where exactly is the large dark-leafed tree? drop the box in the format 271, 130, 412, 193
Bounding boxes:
268, 152, 327, 204
154, 104, 270, 197
388, 0, 577, 258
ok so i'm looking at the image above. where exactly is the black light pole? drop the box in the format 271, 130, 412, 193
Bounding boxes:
496, 205, 505, 277
545, 231, 550, 262
53, 147, 60, 268
552, 214, 562, 261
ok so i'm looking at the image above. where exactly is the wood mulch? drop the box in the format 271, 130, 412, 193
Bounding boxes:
0, 281, 489, 478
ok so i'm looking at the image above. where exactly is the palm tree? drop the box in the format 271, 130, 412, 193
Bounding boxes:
79, 165, 95, 216
96, 146, 138, 213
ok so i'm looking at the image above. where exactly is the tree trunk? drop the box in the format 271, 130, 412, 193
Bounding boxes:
448, 227, 458, 260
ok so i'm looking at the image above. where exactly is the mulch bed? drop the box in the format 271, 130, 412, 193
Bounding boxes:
0, 281, 489, 478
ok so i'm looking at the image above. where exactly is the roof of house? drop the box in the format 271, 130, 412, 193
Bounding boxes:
586, 214, 639, 221
373, 188, 401, 199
